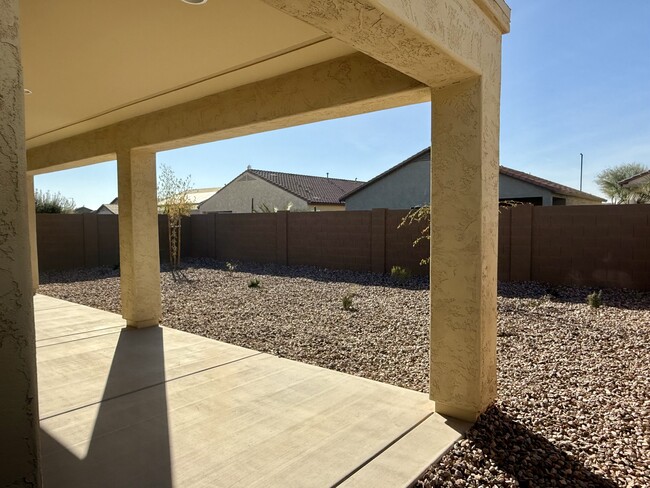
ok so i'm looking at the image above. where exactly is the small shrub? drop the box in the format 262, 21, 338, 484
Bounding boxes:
341, 289, 357, 311
587, 290, 603, 309
225, 262, 237, 273
248, 277, 260, 288
391, 266, 411, 282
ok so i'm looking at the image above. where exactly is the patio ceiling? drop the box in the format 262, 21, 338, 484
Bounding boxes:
20, 0, 355, 149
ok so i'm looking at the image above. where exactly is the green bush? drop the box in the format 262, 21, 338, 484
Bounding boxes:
225, 262, 237, 273
587, 290, 603, 309
248, 277, 260, 288
35, 189, 75, 213
390, 266, 411, 282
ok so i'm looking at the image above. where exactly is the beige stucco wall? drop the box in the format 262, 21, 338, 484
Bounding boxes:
26, 54, 428, 174
200, 173, 311, 213
0, 1, 42, 485
117, 149, 161, 327
309, 204, 345, 212
563, 195, 602, 206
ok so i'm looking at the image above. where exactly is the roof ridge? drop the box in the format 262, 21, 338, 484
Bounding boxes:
249, 168, 360, 183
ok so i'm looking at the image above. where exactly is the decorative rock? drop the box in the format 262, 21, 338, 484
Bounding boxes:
40, 260, 650, 487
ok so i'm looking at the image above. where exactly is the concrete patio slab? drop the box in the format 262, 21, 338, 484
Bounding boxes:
36, 294, 469, 487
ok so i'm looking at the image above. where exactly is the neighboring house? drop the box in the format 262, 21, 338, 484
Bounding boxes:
342, 148, 605, 209
341, 148, 431, 210
74, 206, 93, 214
620, 169, 650, 189
95, 197, 119, 215
198, 168, 364, 213
499, 166, 605, 206
158, 187, 221, 214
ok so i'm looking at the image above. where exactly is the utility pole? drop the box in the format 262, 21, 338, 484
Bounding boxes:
580, 153, 584, 191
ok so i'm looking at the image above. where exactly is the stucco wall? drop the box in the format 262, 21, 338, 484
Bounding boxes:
498, 173, 553, 205
344, 162, 582, 210
199, 173, 310, 213
0, 1, 41, 485
563, 195, 600, 206
344, 153, 430, 210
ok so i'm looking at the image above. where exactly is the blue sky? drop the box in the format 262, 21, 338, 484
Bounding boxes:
36, 0, 650, 209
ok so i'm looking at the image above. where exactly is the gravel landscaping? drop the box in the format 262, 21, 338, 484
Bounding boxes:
40, 259, 650, 487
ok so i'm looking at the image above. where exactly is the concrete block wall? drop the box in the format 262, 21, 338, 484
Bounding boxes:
36, 206, 650, 290
498, 204, 650, 290
385, 210, 429, 274
287, 211, 373, 272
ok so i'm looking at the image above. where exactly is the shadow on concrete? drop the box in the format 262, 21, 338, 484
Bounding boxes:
40, 327, 172, 488
470, 405, 616, 487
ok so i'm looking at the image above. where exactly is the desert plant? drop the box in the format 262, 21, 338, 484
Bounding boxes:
400, 202, 530, 266
595, 163, 650, 204
248, 277, 260, 288
35, 189, 75, 213
391, 265, 411, 282
398, 206, 430, 265
158, 164, 193, 270
587, 290, 603, 309
342, 288, 358, 311
225, 262, 237, 273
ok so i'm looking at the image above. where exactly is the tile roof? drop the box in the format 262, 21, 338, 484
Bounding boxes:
159, 188, 221, 208
619, 169, 650, 188
249, 169, 364, 205
499, 166, 605, 202
96, 203, 119, 215
341, 147, 605, 202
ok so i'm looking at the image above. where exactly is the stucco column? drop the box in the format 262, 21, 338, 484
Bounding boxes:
27, 173, 39, 293
429, 77, 499, 421
117, 149, 161, 328
0, 0, 42, 485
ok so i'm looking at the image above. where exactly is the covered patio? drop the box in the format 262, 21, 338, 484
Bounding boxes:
1, 0, 510, 485
36, 294, 467, 487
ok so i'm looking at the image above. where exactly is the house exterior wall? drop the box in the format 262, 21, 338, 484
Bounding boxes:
95, 206, 117, 215
345, 162, 590, 210
563, 195, 600, 206
308, 204, 346, 212
344, 153, 430, 210
199, 172, 311, 213
498, 173, 554, 205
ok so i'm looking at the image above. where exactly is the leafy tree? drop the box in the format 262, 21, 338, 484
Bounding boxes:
595, 163, 649, 204
158, 164, 193, 269
35, 189, 75, 213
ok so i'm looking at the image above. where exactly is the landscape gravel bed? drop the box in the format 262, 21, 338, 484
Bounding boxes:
40, 259, 650, 487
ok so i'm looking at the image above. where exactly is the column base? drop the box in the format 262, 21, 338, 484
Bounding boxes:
126, 318, 160, 329
434, 401, 482, 423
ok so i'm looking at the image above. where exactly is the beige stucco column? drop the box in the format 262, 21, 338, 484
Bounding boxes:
0, 0, 42, 485
429, 77, 499, 422
117, 148, 161, 328
26, 173, 39, 293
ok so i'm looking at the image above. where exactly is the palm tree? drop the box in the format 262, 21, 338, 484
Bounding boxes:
595, 163, 649, 204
